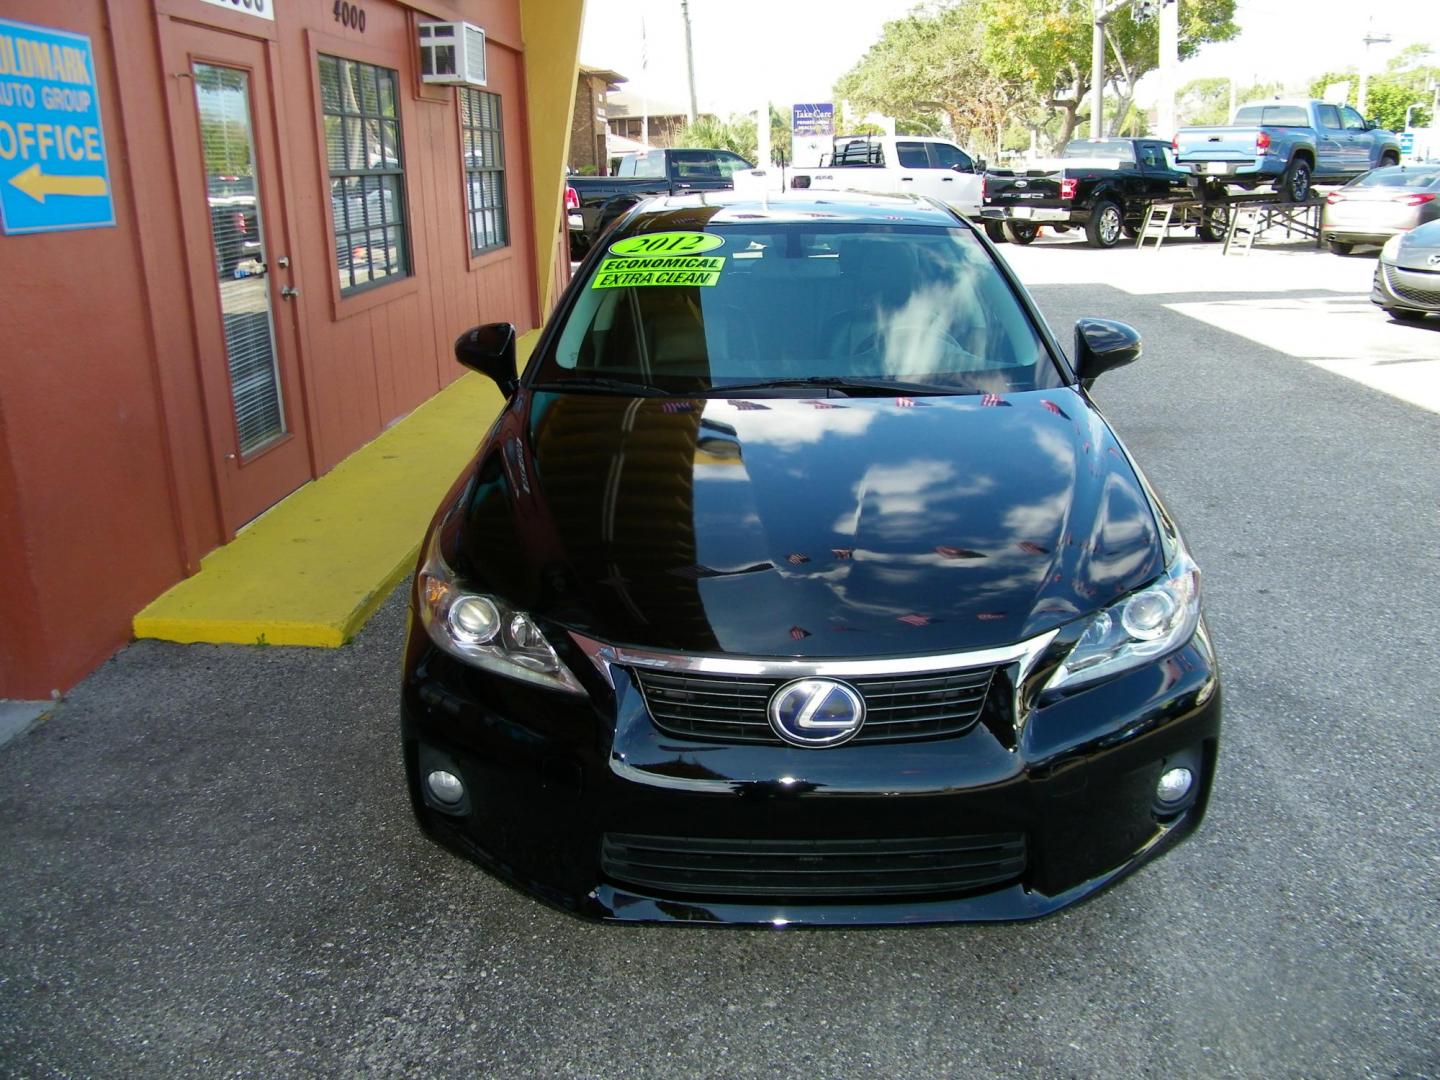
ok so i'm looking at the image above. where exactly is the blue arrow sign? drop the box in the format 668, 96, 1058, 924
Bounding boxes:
0, 17, 115, 234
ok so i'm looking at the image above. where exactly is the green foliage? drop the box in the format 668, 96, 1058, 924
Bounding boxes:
678, 106, 791, 166
833, 0, 1032, 157
835, 0, 1237, 154
1310, 46, 1437, 130
1177, 78, 1284, 126
982, 0, 1238, 141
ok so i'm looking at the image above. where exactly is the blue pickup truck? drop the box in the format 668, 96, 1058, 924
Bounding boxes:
1175, 98, 1401, 201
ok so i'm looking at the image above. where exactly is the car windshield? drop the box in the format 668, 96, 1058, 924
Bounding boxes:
1063, 140, 1135, 163
1233, 105, 1308, 127
1351, 166, 1440, 189
537, 222, 1063, 395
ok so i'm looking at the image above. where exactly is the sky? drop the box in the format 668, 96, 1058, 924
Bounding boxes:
579, 0, 1438, 117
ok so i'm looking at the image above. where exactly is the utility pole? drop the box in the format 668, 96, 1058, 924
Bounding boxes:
1091, 1, 1106, 138
680, 0, 699, 125
1357, 19, 1392, 115
1156, 0, 1179, 138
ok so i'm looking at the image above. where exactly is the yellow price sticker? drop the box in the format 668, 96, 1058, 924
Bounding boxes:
591, 255, 726, 289
608, 231, 725, 257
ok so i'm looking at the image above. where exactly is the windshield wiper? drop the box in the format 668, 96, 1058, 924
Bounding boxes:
706, 376, 958, 397
530, 378, 671, 398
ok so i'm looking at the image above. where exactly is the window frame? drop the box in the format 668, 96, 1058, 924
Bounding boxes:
317, 52, 413, 299
457, 85, 509, 257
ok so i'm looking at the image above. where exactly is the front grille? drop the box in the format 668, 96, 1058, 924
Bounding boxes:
633, 666, 996, 744
602, 832, 1027, 898
1385, 264, 1440, 307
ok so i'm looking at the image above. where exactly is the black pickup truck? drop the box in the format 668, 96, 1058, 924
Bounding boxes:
569, 147, 755, 254
982, 138, 1208, 248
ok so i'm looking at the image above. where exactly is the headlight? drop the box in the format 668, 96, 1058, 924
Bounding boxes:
416, 522, 585, 695
1044, 552, 1202, 693
1380, 234, 1404, 262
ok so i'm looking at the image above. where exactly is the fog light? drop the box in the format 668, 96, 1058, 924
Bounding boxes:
426, 769, 465, 805
1156, 767, 1194, 805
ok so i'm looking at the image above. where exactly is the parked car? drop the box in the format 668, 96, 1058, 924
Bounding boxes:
782, 135, 985, 216
206, 174, 261, 276
981, 137, 1204, 247
1322, 164, 1440, 253
565, 183, 584, 260
401, 190, 1222, 926
568, 148, 755, 250
1175, 98, 1401, 201
1372, 218, 1440, 321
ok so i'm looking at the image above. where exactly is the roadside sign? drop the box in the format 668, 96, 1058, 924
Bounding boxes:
1400, 131, 1415, 155
793, 103, 834, 137
0, 17, 115, 235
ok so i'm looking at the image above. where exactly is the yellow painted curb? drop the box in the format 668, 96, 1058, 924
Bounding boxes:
133, 331, 537, 648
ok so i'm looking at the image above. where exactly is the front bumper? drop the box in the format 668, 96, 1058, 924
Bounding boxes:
1372, 261, 1440, 312
401, 620, 1222, 926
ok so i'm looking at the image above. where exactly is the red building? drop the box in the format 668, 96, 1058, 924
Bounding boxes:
0, 0, 583, 698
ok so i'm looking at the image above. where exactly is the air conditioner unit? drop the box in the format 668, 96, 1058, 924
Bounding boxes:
418, 21, 487, 87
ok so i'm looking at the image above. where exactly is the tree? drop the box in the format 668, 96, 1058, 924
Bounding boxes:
678, 106, 791, 165
1176, 77, 1284, 126
833, 1, 1035, 158
980, 0, 1239, 148
1310, 45, 1438, 131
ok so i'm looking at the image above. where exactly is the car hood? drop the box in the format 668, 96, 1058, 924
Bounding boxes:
1393, 218, 1440, 268
454, 388, 1164, 658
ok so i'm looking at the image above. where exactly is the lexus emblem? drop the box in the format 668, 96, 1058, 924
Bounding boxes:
1429, 253, 1440, 267
767, 678, 866, 748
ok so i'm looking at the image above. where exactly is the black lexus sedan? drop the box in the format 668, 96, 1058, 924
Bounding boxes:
402, 191, 1221, 926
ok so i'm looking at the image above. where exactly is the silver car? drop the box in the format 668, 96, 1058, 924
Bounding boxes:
1323, 165, 1440, 253
1371, 218, 1440, 321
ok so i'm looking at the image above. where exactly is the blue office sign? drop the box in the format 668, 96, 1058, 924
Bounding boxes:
792, 103, 834, 137
0, 18, 115, 235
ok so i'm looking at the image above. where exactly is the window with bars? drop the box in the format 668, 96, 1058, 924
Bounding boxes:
459, 87, 507, 254
318, 55, 409, 294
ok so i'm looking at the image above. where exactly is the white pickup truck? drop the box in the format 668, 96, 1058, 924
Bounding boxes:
732, 135, 985, 216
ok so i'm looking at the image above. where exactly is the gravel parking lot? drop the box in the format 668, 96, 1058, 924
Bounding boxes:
2, 237, 1437, 1079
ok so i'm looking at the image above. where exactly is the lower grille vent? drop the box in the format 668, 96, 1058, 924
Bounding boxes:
602, 832, 1027, 898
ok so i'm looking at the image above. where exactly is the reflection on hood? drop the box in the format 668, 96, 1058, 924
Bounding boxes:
455, 389, 1163, 658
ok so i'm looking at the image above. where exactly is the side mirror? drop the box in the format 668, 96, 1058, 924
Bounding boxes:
974, 158, 987, 173
1365, 118, 1379, 130
455, 322, 518, 396
1074, 318, 1142, 386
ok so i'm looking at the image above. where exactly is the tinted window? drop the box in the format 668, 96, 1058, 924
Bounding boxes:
1233, 105, 1309, 127
1139, 144, 1162, 167
672, 151, 720, 180
1351, 166, 1440, 189
622, 151, 665, 179
1063, 140, 1136, 163
929, 142, 974, 171
896, 142, 930, 168
1317, 105, 1342, 130
542, 224, 1062, 394
1340, 106, 1367, 131
714, 152, 752, 179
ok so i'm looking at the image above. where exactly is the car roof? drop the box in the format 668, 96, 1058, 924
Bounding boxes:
618, 190, 965, 231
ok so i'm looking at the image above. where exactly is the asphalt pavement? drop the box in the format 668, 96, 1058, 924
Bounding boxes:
2, 237, 1438, 1079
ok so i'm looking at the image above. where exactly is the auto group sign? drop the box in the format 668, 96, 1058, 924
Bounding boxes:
0, 17, 115, 235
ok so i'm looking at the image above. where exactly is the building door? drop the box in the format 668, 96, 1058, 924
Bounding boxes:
162, 19, 312, 534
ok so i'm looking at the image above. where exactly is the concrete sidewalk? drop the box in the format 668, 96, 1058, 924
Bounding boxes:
132, 332, 535, 648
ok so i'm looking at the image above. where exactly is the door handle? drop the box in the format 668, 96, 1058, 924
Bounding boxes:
941, 176, 954, 182
280, 285, 299, 300
900, 176, 914, 182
